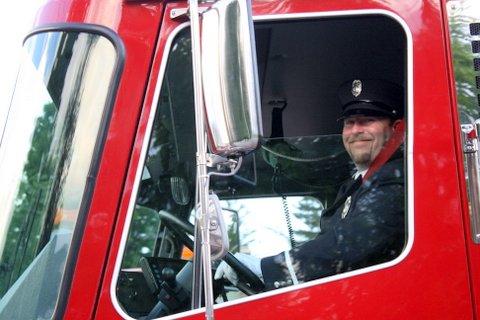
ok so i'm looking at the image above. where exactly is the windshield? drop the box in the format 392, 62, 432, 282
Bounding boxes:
0, 30, 117, 319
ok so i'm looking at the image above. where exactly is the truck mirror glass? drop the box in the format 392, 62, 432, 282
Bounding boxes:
201, 0, 263, 157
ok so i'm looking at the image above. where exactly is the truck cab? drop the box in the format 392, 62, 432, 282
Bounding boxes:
0, 0, 479, 319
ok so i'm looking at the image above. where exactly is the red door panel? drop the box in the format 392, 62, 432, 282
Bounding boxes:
87, 1, 474, 319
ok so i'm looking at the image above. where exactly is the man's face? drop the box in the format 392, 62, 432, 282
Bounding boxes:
342, 115, 396, 170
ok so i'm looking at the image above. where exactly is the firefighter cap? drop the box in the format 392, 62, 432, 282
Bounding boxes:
338, 79, 404, 120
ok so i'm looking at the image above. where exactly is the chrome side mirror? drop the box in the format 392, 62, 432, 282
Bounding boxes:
202, 0, 263, 157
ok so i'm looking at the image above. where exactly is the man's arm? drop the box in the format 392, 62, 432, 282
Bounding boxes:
261, 178, 405, 290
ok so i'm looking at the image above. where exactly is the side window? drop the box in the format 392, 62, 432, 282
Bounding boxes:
116, 29, 197, 317
115, 14, 408, 319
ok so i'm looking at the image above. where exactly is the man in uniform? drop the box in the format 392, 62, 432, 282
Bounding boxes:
215, 79, 406, 290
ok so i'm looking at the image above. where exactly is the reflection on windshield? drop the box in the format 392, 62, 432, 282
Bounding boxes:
210, 135, 352, 205
0, 50, 59, 293
0, 31, 117, 319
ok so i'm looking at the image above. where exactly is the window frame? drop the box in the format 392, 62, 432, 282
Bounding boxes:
110, 9, 414, 320
13, 23, 126, 320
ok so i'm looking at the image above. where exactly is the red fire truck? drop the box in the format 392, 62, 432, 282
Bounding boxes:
0, 0, 480, 319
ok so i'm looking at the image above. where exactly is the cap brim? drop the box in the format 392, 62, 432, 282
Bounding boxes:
339, 102, 394, 120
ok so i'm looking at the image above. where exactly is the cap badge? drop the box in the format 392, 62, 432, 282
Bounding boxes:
351, 80, 362, 97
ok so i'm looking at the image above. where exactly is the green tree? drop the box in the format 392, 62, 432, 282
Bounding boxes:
292, 197, 323, 242
0, 102, 57, 296
449, 4, 479, 122
122, 206, 161, 268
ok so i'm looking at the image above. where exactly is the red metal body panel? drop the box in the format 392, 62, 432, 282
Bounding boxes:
29, 0, 479, 319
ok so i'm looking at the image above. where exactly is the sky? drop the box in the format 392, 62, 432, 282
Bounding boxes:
0, 2, 45, 135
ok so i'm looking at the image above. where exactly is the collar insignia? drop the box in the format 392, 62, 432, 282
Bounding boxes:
341, 196, 352, 219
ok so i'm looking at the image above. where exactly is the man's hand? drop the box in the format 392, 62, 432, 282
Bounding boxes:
214, 253, 264, 285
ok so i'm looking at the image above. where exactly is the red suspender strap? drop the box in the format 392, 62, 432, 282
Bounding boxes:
363, 119, 405, 182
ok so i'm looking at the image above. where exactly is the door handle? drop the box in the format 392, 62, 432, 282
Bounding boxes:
461, 121, 480, 243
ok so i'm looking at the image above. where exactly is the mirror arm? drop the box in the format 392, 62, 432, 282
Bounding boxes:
170, 7, 209, 20
188, 0, 215, 318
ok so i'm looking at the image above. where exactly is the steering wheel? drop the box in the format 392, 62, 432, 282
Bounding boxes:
157, 210, 265, 294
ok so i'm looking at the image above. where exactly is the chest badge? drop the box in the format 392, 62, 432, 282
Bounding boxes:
341, 196, 352, 219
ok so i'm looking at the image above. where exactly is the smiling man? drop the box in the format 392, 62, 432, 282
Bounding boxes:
215, 79, 406, 290
340, 79, 403, 172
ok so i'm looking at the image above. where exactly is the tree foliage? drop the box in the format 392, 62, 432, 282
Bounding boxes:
449, 5, 479, 122
0, 102, 57, 297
